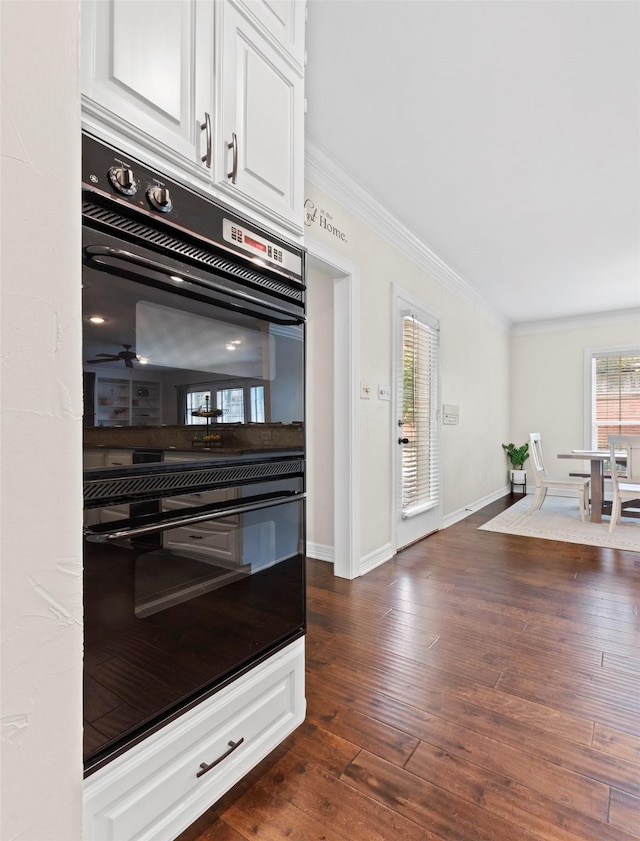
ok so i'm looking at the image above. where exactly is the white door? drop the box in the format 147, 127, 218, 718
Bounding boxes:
218, 2, 304, 229
82, 0, 213, 173
394, 291, 441, 549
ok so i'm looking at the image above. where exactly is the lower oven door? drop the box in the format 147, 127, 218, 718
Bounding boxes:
83, 491, 305, 773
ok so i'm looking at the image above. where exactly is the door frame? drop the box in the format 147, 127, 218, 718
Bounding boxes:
306, 242, 361, 579
391, 284, 443, 552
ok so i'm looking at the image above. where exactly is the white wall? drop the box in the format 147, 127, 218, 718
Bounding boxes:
511, 316, 640, 482
1, 2, 83, 839
306, 260, 335, 552
304, 181, 511, 560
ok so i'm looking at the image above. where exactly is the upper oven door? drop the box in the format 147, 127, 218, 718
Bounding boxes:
82, 225, 305, 458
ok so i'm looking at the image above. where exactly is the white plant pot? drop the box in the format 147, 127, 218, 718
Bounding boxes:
510, 469, 527, 484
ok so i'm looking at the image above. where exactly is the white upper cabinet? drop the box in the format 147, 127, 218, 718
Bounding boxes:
81, 0, 305, 235
232, 0, 305, 64
82, 0, 213, 186
216, 2, 304, 229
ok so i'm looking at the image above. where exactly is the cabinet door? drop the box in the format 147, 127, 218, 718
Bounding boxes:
218, 3, 304, 231
82, 0, 213, 177
232, 0, 306, 65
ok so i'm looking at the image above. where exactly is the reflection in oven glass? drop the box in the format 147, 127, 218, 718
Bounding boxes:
135, 551, 249, 618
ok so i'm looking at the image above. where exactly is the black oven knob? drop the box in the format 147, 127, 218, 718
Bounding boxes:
147, 185, 173, 213
108, 165, 138, 196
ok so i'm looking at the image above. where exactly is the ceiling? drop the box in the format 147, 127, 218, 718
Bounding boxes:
304, 0, 640, 326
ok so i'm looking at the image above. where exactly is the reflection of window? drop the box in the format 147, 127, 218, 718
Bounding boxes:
250, 386, 265, 422
217, 388, 245, 423
184, 382, 267, 424
186, 390, 211, 425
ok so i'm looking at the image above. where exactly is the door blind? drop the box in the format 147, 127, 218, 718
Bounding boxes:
400, 312, 440, 518
593, 353, 640, 448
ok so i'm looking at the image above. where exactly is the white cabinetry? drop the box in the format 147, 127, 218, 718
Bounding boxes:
82, 0, 213, 188
81, 0, 305, 235
160, 453, 240, 567
217, 2, 304, 228
94, 376, 161, 427
83, 637, 305, 841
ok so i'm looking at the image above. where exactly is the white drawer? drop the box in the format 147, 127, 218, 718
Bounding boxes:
83, 638, 305, 841
163, 522, 243, 569
163, 488, 236, 509
105, 450, 133, 467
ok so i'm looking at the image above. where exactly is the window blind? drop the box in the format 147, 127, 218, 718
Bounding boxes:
593, 353, 640, 448
400, 312, 440, 518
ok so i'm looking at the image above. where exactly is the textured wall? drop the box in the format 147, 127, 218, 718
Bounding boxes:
0, 2, 83, 838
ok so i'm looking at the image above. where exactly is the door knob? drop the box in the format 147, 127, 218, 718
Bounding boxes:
398, 437, 409, 444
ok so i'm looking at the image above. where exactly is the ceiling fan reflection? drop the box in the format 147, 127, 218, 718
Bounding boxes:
86, 344, 138, 369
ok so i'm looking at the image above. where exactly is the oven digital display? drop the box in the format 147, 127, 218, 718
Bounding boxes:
222, 219, 301, 275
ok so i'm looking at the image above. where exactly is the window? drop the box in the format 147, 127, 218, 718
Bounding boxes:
186, 390, 211, 425
590, 351, 640, 448
400, 311, 440, 517
184, 382, 266, 425
250, 386, 265, 422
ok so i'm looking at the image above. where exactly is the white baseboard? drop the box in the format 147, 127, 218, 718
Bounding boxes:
306, 540, 395, 577
306, 542, 334, 563
360, 542, 395, 576
442, 485, 512, 529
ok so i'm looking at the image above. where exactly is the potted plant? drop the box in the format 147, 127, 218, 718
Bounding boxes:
502, 442, 529, 489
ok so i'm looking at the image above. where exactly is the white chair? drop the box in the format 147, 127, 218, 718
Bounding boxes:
607, 435, 640, 533
528, 433, 590, 521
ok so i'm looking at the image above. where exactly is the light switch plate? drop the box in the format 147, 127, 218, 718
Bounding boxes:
378, 385, 391, 401
360, 382, 372, 399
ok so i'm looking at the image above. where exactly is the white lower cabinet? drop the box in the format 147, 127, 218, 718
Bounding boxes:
83, 637, 305, 841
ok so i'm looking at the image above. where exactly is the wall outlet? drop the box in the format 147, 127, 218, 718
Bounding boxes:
378, 385, 391, 401
360, 382, 372, 399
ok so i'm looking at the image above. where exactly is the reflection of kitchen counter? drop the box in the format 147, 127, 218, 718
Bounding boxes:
84, 445, 303, 457
83, 423, 304, 453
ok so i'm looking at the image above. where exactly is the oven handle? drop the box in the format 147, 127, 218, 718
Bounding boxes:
84, 245, 305, 326
84, 493, 306, 543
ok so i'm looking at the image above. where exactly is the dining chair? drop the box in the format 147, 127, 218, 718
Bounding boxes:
528, 433, 590, 521
607, 435, 640, 533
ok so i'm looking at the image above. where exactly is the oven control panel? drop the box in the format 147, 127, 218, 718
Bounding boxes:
82, 133, 304, 282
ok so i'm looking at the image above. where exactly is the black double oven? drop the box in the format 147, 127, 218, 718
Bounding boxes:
82, 134, 306, 774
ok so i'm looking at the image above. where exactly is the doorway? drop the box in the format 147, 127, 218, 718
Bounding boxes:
306, 248, 360, 579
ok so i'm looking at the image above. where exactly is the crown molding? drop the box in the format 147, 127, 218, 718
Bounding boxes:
304, 138, 510, 331
511, 307, 640, 336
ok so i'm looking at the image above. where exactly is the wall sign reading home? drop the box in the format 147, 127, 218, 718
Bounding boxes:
304, 199, 348, 242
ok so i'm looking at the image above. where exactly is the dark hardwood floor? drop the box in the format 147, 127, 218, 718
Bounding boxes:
178, 495, 640, 841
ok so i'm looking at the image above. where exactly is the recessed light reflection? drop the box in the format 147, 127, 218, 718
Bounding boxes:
137, 357, 149, 365
89, 316, 105, 324
170, 275, 184, 283
225, 344, 236, 351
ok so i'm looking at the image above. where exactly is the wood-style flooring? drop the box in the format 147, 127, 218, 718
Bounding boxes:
178, 495, 640, 841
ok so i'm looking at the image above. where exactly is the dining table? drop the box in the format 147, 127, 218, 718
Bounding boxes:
557, 450, 617, 524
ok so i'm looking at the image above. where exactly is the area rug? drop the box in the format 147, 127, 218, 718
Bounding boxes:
479, 495, 640, 552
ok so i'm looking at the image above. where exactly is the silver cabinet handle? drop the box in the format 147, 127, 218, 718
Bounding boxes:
227, 132, 238, 184
196, 738, 244, 778
200, 112, 212, 168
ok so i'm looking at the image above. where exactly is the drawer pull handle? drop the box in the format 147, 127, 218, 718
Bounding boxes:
196, 737, 244, 778
188, 534, 204, 539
